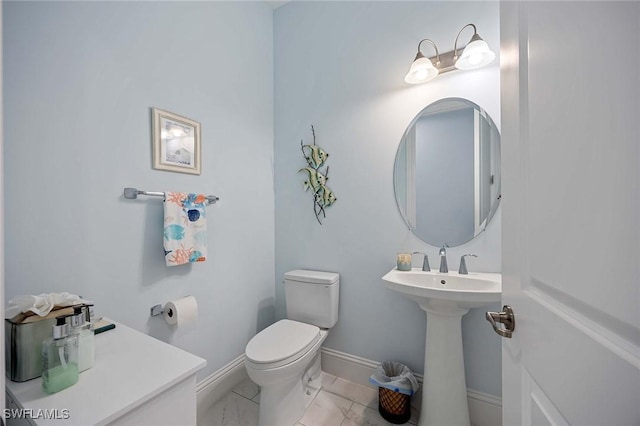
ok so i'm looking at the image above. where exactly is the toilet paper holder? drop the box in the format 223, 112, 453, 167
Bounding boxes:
151, 304, 178, 322
150, 304, 166, 317
149, 296, 197, 325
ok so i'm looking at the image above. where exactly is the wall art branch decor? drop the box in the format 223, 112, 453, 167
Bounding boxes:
298, 126, 337, 225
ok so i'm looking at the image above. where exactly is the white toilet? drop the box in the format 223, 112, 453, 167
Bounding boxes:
245, 269, 339, 426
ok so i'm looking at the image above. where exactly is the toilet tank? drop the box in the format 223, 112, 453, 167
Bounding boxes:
284, 270, 339, 329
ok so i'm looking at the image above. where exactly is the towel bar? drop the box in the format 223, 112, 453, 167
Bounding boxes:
123, 187, 219, 205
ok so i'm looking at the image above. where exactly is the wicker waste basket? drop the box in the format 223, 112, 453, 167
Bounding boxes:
368, 361, 419, 425
378, 386, 411, 424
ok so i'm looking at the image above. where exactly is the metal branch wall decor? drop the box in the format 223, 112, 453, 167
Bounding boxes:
298, 126, 337, 225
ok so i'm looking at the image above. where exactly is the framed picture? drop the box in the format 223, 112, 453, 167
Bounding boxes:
152, 107, 201, 175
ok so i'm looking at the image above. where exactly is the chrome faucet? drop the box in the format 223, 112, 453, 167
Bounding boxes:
412, 252, 431, 271
458, 254, 478, 274
439, 244, 449, 273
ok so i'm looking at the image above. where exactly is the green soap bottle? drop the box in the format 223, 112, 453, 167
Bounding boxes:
42, 315, 79, 394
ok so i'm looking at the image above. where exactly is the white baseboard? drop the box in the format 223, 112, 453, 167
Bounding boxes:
320, 347, 383, 388
467, 389, 502, 426
321, 347, 502, 426
196, 354, 248, 419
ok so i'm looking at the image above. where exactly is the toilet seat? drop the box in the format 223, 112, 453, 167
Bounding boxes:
245, 319, 321, 369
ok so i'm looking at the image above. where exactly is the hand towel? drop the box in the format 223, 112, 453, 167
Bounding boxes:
164, 192, 207, 267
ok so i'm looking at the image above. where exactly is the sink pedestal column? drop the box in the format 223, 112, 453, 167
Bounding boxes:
418, 304, 471, 426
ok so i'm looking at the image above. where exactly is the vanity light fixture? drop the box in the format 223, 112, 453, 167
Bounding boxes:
404, 39, 440, 84
404, 23, 496, 84
453, 24, 496, 70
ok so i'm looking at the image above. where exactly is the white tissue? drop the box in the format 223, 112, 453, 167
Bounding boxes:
163, 296, 198, 327
6, 292, 87, 319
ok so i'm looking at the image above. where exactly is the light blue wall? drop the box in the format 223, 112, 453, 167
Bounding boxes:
4, 1, 274, 380
274, 1, 502, 397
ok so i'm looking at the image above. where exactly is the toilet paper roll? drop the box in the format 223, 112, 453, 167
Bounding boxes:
163, 296, 198, 327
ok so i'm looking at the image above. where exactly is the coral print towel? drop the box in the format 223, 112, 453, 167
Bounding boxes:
164, 192, 207, 267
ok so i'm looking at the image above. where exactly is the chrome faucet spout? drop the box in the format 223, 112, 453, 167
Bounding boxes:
439, 244, 449, 273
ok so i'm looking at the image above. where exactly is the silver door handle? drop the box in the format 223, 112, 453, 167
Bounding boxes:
485, 305, 515, 338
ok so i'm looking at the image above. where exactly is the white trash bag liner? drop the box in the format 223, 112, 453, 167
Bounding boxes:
369, 361, 419, 396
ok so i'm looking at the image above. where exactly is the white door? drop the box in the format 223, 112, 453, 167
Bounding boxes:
499, 2, 640, 425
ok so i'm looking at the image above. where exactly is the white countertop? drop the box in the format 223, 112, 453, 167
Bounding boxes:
6, 319, 206, 426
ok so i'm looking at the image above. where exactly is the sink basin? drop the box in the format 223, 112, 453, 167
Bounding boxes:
382, 267, 501, 426
382, 268, 501, 309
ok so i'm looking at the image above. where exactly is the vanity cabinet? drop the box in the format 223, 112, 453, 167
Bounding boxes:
6, 320, 206, 425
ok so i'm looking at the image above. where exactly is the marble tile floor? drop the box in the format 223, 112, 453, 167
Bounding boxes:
198, 372, 419, 426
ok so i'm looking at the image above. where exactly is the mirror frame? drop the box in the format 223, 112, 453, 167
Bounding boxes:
393, 97, 501, 247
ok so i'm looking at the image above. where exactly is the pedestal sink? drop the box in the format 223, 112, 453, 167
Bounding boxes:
382, 268, 501, 426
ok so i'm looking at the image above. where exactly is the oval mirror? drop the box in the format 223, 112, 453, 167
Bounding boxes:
394, 98, 501, 247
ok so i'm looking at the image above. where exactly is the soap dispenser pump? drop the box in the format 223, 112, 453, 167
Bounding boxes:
70, 305, 95, 372
42, 315, 79, 394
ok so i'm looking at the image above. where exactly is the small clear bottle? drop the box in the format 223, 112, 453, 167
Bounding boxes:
42, 315, 79, 394
85, 303, 95, 325
70, 305, 95, 372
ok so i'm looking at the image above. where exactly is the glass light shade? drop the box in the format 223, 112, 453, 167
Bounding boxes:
404, 57, 439, 84
455, 39, 496, 70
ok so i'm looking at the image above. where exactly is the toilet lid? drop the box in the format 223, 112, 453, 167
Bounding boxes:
245, 319, 321, 365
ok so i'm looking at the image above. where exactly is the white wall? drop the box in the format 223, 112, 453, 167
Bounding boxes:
4, 1, 274, 380
274, 1, 503, 397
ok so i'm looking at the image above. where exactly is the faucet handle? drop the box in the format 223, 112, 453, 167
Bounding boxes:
458, 254, 478, 275
412, 252, 431, 271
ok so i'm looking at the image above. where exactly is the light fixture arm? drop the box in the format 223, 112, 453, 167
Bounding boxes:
416, 38, 441, 66
453, 23, 478, 61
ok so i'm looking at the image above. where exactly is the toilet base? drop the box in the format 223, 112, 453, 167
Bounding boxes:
257, 352, 322, 426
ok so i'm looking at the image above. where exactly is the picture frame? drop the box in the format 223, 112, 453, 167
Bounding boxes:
152, 107, 201, 175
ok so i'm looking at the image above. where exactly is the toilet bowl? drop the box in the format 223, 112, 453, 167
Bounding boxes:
245, 319, 328, 426
245, 270, 339, 426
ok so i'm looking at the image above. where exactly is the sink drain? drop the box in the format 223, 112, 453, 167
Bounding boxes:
440, 280, 446, 285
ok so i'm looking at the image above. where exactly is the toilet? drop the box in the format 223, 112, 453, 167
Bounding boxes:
245, 269, 339, 426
